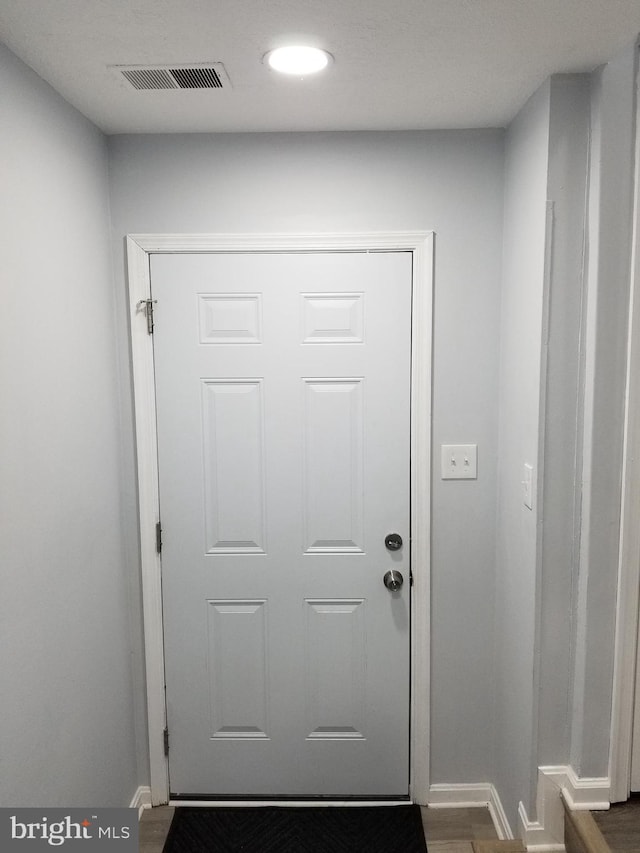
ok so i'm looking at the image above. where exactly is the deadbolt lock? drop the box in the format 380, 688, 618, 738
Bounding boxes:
385, 533, 403, 551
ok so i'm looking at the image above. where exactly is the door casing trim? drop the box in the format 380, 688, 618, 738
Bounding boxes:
126, 231, 433, 805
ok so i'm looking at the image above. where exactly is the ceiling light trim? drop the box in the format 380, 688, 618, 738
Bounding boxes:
264, 46, 333, 76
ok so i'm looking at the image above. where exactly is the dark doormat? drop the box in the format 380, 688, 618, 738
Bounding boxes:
163, 804, 428, 853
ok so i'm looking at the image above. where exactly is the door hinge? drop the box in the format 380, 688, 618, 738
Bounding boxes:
156, 522, 162, 554
137, 298, 157, 335
163, 727, 169, 756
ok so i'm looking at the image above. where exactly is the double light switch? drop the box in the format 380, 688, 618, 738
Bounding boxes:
441, 444, 478, 480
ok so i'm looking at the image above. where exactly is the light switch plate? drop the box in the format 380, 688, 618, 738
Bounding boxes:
441, 444, 478, 480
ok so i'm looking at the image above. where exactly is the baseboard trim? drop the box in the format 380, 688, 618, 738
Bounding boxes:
559, 766, 610, 811
518, 766, 610, 851
428, 783, 512, 840
130, 786, 152, 818
488, 785, 513, 841
518, 801, 565, 852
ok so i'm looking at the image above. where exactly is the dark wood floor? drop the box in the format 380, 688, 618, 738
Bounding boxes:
593, 796, 640, 853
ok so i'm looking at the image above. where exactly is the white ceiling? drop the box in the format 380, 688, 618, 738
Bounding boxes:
2, 0, 640, 134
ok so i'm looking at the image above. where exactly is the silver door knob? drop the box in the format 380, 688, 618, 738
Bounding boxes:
383, 570, 404, 592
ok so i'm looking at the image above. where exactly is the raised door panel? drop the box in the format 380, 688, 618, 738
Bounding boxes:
202, 380, 267, 554
305, 600, 366, 740
207, 600, 269, 739
301, 293, 364, 344
198, 293, 263, 344
302, 379, 364, 554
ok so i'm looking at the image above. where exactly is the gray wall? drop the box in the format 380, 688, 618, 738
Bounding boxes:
0, 44, 139, 806
494, 80, 551, 826
107, 129, 505, 788
571, 41, 637, 781
493, 45, 638, 829
535, 75, 591, 776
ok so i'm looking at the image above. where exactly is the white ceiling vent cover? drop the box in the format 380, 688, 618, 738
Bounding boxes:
112, 63, 231, 90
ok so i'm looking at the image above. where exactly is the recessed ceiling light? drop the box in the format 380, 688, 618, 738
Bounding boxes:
265, 46, 332, 75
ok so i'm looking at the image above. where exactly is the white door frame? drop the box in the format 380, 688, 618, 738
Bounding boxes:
126, 231, 433, 806
609, 66, 640, 802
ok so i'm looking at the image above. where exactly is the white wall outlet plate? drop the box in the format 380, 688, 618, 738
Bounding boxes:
441, 444, 478, 479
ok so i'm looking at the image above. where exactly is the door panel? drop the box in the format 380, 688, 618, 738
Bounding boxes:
202, 379, 267, 553
151, 251, 412, 797
303, 378, 364, 552
305, 599, 366, 739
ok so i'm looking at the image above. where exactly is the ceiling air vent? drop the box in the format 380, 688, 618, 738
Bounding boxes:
112, 63, 231, 91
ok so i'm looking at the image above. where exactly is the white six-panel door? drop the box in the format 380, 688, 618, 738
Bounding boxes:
151, 251, 412, 797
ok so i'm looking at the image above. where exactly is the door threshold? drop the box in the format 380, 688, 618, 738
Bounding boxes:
169, 798, 412, 808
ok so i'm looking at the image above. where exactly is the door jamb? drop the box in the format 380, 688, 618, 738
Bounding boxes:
126, 232, 433, 806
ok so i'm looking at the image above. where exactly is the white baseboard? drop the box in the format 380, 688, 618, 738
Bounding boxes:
428, 783, 512, 840
559, 766, 610, 811
130, 785, 152, 818
517, 766, 610, 852
518, 801, 565, 852
488, 784, 512, 842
